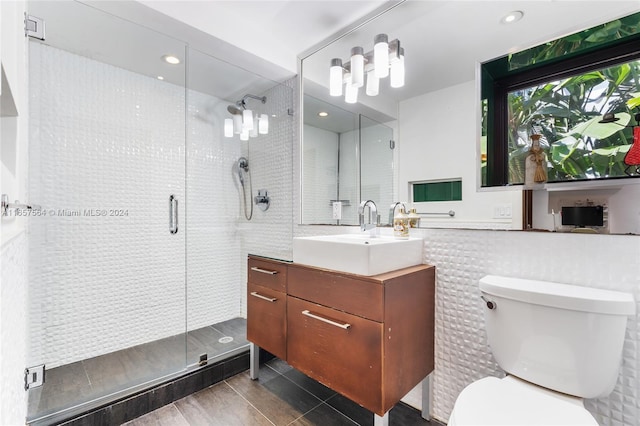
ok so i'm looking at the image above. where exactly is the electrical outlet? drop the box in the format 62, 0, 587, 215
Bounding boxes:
332, 201, 342, 220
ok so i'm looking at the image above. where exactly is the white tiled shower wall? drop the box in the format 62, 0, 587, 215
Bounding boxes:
29, 42, 185, 367
239, 77, 295, 317
27, 43, 293, 368
418, 228, 640, 425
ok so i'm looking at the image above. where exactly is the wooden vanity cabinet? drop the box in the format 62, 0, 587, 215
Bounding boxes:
246, 256, 288, 360
246, 255, 435, 418
287, 263, 435, 417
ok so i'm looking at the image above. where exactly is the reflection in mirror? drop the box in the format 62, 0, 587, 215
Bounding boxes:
302, 94, 395, 225
300, 1, 640, 234
302, 95, 358, 225
360, 116, 394, 225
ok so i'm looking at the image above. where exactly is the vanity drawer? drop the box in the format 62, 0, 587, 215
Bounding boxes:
247, 283, 286, 359
288, 264, 383, 321
287, 296, 383, 411
248, 256, 287, 292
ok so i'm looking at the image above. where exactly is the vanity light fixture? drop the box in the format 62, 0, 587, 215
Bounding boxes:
373, 34, 389, 79
329, 33, 404, 103
344, 73, 359, 104
351, 47, 365, 88
162, 54, 181, 65
390, 47, 405, 88
330, 59, 344, 96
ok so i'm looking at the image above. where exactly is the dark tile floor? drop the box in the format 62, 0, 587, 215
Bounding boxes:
123, 358, 439, 426
28, 318, 249, 423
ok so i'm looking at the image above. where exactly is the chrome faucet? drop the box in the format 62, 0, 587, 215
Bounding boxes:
389, 202, 407, 225
358, 200, 378, 235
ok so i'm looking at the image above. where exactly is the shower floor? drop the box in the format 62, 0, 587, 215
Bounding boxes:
27, 317, 248, 424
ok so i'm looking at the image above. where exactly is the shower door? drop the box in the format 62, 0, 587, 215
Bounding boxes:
360, 116, 394, 224
26, 2, 188, 423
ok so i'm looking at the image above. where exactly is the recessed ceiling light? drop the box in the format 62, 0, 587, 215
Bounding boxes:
157, 76, 164, 80
501, 10, 524, 24
318, 111, 329, 117
162, 55, 181, 65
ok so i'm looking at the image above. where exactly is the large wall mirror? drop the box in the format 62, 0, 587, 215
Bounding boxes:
300, 1, 640, 233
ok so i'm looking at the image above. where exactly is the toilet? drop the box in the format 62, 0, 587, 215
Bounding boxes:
449, 275, 636, 425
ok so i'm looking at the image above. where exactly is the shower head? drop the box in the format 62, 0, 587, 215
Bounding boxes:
227, 94, 267, 116
227, 105, 243, 115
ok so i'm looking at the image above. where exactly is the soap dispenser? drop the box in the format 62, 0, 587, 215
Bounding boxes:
393, 207, 409, 239
408, 208, 421, 228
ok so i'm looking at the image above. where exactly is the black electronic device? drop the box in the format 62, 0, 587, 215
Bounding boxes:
561, 206, 604, 228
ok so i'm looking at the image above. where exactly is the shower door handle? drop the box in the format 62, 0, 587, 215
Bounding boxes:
169, 195, 178, 234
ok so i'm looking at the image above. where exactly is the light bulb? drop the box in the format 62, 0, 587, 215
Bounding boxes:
350, 47, 364, 88
390, 47, 405, 88
258, 114, 269, 134
329, 58, 343, 97
240, 129, 249, 141
366, 68, 379, 96
250, 115, 258, 137
344, 73, 358, 104
233, 114, 242, 134
374, 34, 389, 79
224, 118, 233, 137
242, 109, 253, 131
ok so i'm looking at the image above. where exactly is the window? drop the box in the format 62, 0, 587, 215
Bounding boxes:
412, 180, 462, 202
482, 13, 640, 187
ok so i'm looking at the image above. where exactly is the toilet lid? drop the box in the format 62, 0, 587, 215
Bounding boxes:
450, 376, 598, 426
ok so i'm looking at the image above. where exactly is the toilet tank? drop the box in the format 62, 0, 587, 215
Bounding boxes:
479, 275, 635, 399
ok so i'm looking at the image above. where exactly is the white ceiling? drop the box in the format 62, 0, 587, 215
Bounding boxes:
136, 0, 640, 127
29, 0, 640, 128
138, 0, 393, 73
302, 1, 640, 108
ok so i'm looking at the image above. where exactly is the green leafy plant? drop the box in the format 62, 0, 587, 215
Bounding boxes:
507, 59, 640, 183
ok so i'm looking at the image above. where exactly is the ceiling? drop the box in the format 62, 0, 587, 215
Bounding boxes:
138, 0, 393, 73
136, 0, 640, 130
302, 1, 640, 111
27, 0, 640, 128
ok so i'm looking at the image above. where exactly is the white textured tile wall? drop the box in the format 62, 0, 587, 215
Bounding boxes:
0, 233, 28, 425
28, 43, 283, 368
29, 43, 187, 367
185, 89, 243, 332
239, 77, 295, 317
418, 228, 640, 426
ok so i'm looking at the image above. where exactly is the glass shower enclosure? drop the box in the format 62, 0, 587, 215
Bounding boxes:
25, 2, 292, 424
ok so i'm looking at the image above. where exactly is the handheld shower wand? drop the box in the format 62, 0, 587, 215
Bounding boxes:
238, 157, 249, 185
237, 157, 253, 220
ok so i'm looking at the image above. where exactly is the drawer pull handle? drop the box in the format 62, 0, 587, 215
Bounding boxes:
302, 310, 351, 330
251, 266, 278, 275
250, 292, 277, 302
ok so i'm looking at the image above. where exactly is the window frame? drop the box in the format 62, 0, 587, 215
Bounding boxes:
484, 36, 640, 187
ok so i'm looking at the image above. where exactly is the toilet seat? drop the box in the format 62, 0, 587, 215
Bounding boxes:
449, 376, 598, 426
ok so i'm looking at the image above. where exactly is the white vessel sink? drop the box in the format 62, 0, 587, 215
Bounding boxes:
292, 234, 423, 276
